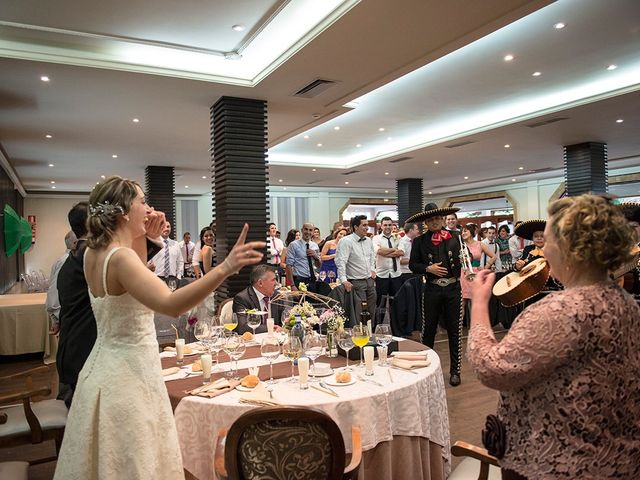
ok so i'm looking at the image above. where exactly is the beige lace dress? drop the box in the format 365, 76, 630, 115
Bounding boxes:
468, 282, 640, 479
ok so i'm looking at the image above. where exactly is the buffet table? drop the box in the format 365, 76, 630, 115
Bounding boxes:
163, 336, 450, 480
0, 293, 57, 363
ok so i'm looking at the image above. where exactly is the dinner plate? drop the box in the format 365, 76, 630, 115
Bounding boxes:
235, 384, 260, 392
309, 367, 334, 377
323, 377, 356, 387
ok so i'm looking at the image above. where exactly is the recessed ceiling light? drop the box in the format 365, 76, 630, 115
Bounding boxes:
532, 71, 542, 77
232, 24, 245, 32
333, 126, 340, 131
202, 175, 207, 179
50, 181, 55, 184
504, 144, 511, 148
553, 22, 566, 29
387, 137, 393, 141
101, 175, 106, 179
278, 179, 283, 182
464, 176, 469, 180
112, 154, 118, 158
512, 178, 517, 182
344, 181, 349, 185
428, 191, 432, 195
283, 187, 287, 190
304, 135, 310, 139
132, 118, 140, 123
312, 168, 317, 172
616, 118, 624, 123
96, 182, 100, 185
518, 167, 524, 170
378, 127, 385, 132
384, 198, 389, 202
45, 134, 52, 139
51, 186, 56, 189
384, 190, 389, 193
48, 163, 54, 167
40, 76, 50, 82
317, 143, 322, 147
343, 101, 359, 109
607, 64, 617, 71
503, 54, 514, 62
434, 160, 439, 164
185, 185, 189, 188
384, 172, 389, 175
356, 144, 362, 148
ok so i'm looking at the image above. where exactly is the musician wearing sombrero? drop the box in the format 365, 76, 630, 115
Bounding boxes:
408, 203, 464, 386
618, 201, 640, 295
513, 220, 546, 272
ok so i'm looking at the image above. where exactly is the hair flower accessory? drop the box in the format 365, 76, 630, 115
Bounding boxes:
89, 200, 125, 218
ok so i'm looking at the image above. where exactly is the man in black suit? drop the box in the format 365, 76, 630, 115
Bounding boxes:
232, 264, 282, 334
56, 202, 165, 407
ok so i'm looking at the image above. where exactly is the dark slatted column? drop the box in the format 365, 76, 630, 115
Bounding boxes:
211, 97, 268, 303
145, 166, 176, 239
396, 178, 423, 225
563, 142, 608, 196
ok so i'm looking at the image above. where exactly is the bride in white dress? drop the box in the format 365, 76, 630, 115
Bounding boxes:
54, 176, 264, 479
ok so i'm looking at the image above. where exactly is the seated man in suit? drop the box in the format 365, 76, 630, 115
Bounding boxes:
232, 264, 282, 334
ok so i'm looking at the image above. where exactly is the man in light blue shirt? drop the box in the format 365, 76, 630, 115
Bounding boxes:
285, 222, 321, 292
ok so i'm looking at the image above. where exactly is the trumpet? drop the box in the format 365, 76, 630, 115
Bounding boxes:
459, 235, 476, 280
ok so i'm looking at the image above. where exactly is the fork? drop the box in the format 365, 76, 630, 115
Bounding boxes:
357, 374, 384, 387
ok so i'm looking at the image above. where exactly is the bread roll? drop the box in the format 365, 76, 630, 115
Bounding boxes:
191, 360, 202, 372
335, 371, 352, 383
241, 332, 254, 341
241, 374, 260, 388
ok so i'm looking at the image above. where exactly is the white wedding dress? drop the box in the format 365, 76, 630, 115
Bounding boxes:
54, 248, 184, 479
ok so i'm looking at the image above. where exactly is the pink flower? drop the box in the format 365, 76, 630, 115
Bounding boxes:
188, 316, 198, 326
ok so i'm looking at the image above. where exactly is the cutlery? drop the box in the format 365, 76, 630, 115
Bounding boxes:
319, 381, 340, 397
390, 365, 418, 375
311, 385, 339, 398
238, 399, 279, 407
357, 374, 384, 387
387, 369, 394, 383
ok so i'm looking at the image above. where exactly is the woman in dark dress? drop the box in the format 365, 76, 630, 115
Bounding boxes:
199, 226, 215, 274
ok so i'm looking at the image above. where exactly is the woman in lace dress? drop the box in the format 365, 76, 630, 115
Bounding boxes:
468, 195, 640, 480
54, 177, 264, 479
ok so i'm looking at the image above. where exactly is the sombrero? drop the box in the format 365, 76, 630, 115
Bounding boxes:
514, 219, 546, 241
405, 202, 459, 224
620, 202, 640, 223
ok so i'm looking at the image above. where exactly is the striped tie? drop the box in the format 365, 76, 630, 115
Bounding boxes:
161, 239, 169, 277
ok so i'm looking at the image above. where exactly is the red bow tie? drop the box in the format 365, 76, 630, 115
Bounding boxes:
431, 230, 452, 246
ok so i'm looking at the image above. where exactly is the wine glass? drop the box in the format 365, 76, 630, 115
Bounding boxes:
193, 318, 210, 349
223, 334, 246, 379
209, 326, 225, 371
337, 328, 354, 371
275, 329, 288, 347
303, 334, 325, 381
374, 324, 393, 366
327, 271, 336, 283
282, 335, 303, 382
260, 335, 280, 384
318, 271, 327, 282
247, 313, 262, 338
352, 324, 370, 368
223, 313, 239, 332
167, 278, 178, 292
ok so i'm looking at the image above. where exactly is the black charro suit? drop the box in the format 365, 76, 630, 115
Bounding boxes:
232, 287, 283, 334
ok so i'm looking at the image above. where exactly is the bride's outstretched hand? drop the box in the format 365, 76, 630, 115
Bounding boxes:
221, 224, 265, 275
471, 269, 495, 305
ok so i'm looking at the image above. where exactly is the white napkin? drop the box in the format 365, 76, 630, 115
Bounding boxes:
391, 357, 430, 370
162, 367, 181, 376
311, 362, 332, 375
238, 383, 281, 406
391, 350, 429, 360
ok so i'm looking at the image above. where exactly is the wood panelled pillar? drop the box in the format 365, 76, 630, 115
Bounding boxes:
563, 142, 608, 196
396, 178, 423, 225
211, 97, 268, 302
145, 166, 176, 239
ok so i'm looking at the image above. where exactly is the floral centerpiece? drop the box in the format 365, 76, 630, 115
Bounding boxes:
318, 306, 346, 357
283, 301, 319, 331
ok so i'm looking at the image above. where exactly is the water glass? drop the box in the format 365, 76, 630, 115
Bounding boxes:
337, 328, 354, 371
282, 335, 303, 382
303, 334, 325, 382
247, 313, 262, 336
223, 334, 246, 379
374, 324, 393, 366
261, 335, 280, 384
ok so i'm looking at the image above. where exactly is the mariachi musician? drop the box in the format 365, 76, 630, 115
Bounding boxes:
619, 202, 640, 296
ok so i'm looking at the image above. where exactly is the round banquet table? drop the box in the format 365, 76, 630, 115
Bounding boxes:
162, 335, 451, 480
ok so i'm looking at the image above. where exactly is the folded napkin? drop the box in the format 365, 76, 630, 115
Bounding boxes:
391, 350, 429, 361
391, 357, 431, 370
238, 383, 281, 406
187, 378, 240, 398
162, 367, 181, 376
311, 362, 332, 375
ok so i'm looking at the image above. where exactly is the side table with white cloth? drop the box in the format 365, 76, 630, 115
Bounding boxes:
163, 335, 450, 480
0, 293, 57, 364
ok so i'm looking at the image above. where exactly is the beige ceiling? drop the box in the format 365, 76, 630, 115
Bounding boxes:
2, 0, 638, 197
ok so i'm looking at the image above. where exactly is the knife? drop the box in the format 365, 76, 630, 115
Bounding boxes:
390, 365, 418, 375
357, 374, 384, 387
318, 381, 340, 397
311, 384, 339, 398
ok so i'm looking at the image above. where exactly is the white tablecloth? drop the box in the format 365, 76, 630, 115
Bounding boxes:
173, 348, 450, 480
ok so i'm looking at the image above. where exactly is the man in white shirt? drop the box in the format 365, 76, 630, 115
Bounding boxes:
267, 222, 284, 276
178, 232, 195, 277
508, 221, 532, 261
335, 215, 377, 320
285, 222, 321, 291
46, 230, 77, 334
399, 221, 420, 282
150, 222, 183, 282
445, 213, 460, 232
372, 216, 404, 306
481, 225, 502, 272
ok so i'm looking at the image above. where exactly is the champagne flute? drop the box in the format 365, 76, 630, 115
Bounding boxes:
260, 336, 280, 384
247, 313, 262, 338
303, 333, 325, 381
374, 324, 393, 366
282, 335, 303, 382
337, 328, 354, 371
223, 334, 246, 379
209, 326, 225, 371
352, 324, 370, 368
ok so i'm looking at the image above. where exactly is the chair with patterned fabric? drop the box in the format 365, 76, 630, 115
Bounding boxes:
214, 406, 362, 480
0, 366, 67, 464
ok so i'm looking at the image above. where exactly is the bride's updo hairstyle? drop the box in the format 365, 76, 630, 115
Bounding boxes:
547, 194, 634, 273
87, 176, 141, 249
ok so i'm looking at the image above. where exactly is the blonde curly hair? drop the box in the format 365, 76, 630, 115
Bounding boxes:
547, 194, 635, 272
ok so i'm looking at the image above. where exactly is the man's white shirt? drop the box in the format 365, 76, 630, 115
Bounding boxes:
481, 238, 502, 272
151, 238, 184, 278
178, 240, 195, 264
267, 236, 284, 265
372, 234, 403, 278
398, 236, 413, 274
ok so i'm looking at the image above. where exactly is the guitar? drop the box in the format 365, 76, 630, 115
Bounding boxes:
612, 246, 640, 293
492, 258, 550, 307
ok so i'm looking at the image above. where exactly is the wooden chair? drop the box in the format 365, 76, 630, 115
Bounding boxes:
449, 440, 501, 480
214, 406, 362, 480
0, 366, 68, 464
217, 297, 234, 319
